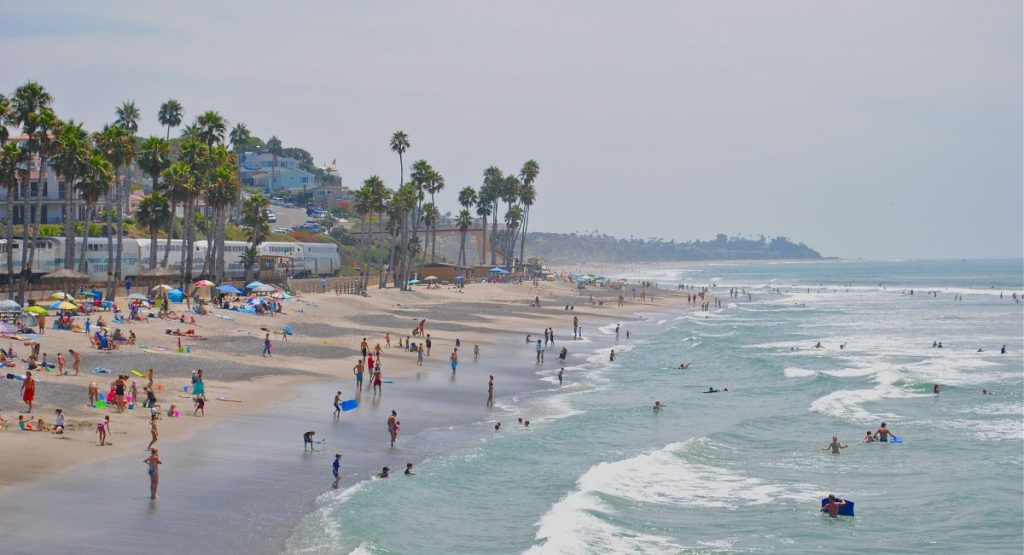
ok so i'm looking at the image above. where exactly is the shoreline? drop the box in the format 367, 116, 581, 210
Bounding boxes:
0, 277, 694, 551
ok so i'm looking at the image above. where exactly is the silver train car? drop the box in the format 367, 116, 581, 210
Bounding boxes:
0, 237, 340, 282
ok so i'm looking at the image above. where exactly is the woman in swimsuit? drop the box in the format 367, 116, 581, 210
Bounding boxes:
143, 447, 162, 499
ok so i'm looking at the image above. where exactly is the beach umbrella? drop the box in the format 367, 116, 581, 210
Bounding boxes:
454, 275, 465, 281
246, 281, 265, 289
247, 297, 265, 306
51, 292, 75, 300
0, 299, 20, 310
271, 291, 291, 299
151, 284, 174, 292
252, 284, 277, 293
167, 289, 185, 303
193, 279, 216, 288
128, 293, 149, 301
407, 279, 420, 285
57, 301, 78, 310
23, 305, 48, 316
423, 276, 439, 281
215, 284, 243, 294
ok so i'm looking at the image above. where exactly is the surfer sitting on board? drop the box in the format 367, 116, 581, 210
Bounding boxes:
820, 494, 847, 518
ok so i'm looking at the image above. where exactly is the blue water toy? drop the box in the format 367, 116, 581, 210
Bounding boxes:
821, 498, 855, 516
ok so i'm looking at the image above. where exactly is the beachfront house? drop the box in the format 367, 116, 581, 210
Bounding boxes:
0, 135, 94, 224
238, 151, 317, 193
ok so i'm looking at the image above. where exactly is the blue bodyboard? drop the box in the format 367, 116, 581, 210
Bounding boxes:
821, 498, 855, 516
889, 436, 902, 444
340, 399, 358, 412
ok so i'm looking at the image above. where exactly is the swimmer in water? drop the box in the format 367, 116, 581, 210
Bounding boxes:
814, 342, 823, 349
820, 494, 847, 518
678, 362, 690, 369
704, 387, 719, 393
653, 401, 663, 412
863, 431, 874, 443
933, 384, 941, 394
873, 422, 895, 442
823, 435, 847, 454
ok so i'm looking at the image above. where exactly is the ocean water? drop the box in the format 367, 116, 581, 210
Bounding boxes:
286, 259, 1023, 554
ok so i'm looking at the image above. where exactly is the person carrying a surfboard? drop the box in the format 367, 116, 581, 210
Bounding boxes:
820, 494, 847, 518
873, 422, 896, 442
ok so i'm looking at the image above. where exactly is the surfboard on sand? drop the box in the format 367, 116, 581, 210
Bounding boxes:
821, 498, 855, 516
217, 398, 242, 402
340, 399, 358, 411
130, 369, 145, 378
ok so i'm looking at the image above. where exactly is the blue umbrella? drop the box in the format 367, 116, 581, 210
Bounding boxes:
408, 279, 421, 285
216, 284, 244, 294
246, 281, 265, 289
454, 275, 466, 281
167, 289, 184, 303
489, 267, 509, 274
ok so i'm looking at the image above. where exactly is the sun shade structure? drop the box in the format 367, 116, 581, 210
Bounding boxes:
215, 285, 244, 294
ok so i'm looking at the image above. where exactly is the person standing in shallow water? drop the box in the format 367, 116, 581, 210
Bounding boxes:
143, 447, 162, 499
387, 410, 399, 447
487, 375, 494, 407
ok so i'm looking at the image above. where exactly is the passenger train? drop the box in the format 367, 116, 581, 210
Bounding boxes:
0, 237, 341, 282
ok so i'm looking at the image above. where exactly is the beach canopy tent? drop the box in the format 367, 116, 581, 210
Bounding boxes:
18, 313, 38, 329
245, 281, 265, 290
215, 285, 243, 295
167, 289, 185, 303
489, 267, 510, 274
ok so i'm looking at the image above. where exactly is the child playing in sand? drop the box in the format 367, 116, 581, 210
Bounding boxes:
56, 352, 66, 375
52, 409, 65, 434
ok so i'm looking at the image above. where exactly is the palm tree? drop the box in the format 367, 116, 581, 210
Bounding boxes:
504, 204, 524, 266
76, 153, 113, 274
265, 136, 282, 193
518, 160, 539, 264
423, 169, 445, 262
422, 202, 439, 262
229, 123, 250, 153
499, 175, 521, 265
0, 142, 26, 298
138, 136, 171, 191
475, 187, 493, 266
389, 131, 410, 191
158, 99, 183, 141
240, 246, 259, 283
11, 82, 58, 303
204, 157, 239, 281
177, 137, 210, 286
197, 111, 227, 147
115, 100, 140, 134
481, 166, 503, 264
93, 123, 134, 300
51, 121, 91, 269
0, 93, 11, 146
388, 183, 417, 290
408, 160, 433, 268
241, 193, 270, 281
456, 208, 472, 267
159, 162, 191, 268
137, 192, 170, 270
457, 186, 478, 265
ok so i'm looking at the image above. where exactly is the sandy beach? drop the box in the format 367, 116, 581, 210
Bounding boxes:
0, 276, 688, 552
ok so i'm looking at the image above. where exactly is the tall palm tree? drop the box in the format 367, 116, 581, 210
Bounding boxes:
51, 120, 91, 269
93, 124, 134, 300
137, 192, 170, 270
76, 153, 113, 274
196, 111, 227, 147
518, 160, 539, 264
499, 174, 521, 264
481, 166, 503, 264
229, 123, 251, 154
0, 142, 26, 298
423, 169, 445, 262
159, 162, 192, 269
265, 136, 282, 193
158, 99, 183, 141
353, 179, 376, 276
456, 208, 472, 267
389, 131, 410, 191
176, 137, 209, 285
138, 136, 171, 191
11, 83, 59, 302
241, 193, 270, 282
0, 93, 11, 146
475, 187, 493, 266
389, 183, 417, 290
504, 204, 524, 262
204, 157, 239, 281
408, 160, 432, 265
115, 100, 140, 134
421, 202, 439, 262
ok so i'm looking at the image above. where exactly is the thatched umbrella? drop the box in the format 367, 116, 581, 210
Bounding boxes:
41, 268, 90, 300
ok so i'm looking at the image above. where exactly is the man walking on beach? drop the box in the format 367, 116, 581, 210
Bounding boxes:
450, 348, 459, 374
353, 359, 365, 391
387, 410, 399, 447
21, 370, 35, 413
425, 334, 432, 356
262, 333, 272, 357
487, 375, 494, 407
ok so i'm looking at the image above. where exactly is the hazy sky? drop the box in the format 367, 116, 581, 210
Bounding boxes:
2, 1, 1020, 259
